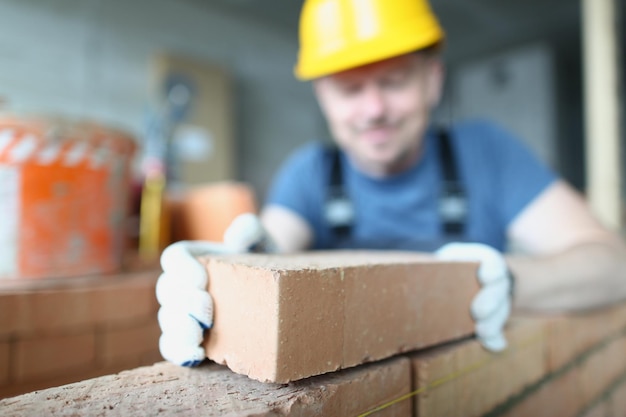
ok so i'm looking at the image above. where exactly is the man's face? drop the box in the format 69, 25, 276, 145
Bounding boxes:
314, 53, 443, 176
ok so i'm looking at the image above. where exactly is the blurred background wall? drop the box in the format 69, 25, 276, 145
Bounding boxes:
0, 0, 619, 204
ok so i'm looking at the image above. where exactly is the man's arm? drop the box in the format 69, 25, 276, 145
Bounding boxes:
261, 204, 313, 252
507, 180, 626, 312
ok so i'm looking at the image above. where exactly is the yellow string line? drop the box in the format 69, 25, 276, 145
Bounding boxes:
357, 333, 543, 417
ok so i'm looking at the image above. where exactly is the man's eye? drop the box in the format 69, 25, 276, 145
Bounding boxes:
383, 72, 409, 87
336, 82, 361, 94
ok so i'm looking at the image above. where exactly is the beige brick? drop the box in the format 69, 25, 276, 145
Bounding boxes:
578, 336, 626, 406
14, 331, 96, 382
502, 367, 584, 417
203, 251, 479, 383
610, 378, 626, 417
580, 400, 610, 417
15, 289, 93, 335
0, 294, 19, 337
411, 318, 546, 417
100, 319, 161, 364
546, 303, 626, 372
0, 340, 9, 386
342, 262, 477, 364
0, 358, 155, 400
502, 334, 626, 417
0, 271, 158, 337
91, 272, 158, 325
0, 358, 412, 416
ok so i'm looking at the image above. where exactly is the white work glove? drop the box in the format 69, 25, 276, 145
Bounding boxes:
435, 242, 513, 352
156, 213, 275, 366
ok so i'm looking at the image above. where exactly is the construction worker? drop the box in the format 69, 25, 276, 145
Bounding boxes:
157, 0, 626, 366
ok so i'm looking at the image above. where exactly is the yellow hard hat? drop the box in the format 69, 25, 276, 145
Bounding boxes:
295, 0, 444, 80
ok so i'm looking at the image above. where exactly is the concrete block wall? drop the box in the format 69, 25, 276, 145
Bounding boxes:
0, 269, 161, 399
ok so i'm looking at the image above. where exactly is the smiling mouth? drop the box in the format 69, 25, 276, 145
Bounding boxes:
360, 126, 395, 145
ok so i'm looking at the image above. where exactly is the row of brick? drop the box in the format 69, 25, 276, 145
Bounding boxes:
3, 304, 626, 416
410, 302, 626, 417
0, 318, 162, 399
0, 269, 162, 399
3, 249, 626, 414
201, 250, 626, 395
0, 270, 159, 338
0, 358, 412, 416
499, 336, 626, 417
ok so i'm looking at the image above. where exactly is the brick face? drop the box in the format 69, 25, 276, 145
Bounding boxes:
0, 268, 160, 398
342, 263, 477, 365
14, 331, 97, 383
0, 358, 161, 400
0, 341, 9, 386
546, 303, 626, 372
499, 332, 626, 417
204, 252, 479, 383
501, 367, 584, 417
15, 289, 93, 335
411, 318, 546, 417
610, 379, 626, 417
91, 275, 159, 326
580, 400, 610, 417
577, 336, 626, 406
100, 319, 161, 365
1, 298, 626, 415
0, 271, 158, 337
0, 359, 412, 417
2, 253, 626, 414
0, 294, 19, 337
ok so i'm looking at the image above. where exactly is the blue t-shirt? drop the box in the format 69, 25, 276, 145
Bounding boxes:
265, 120, 556, 252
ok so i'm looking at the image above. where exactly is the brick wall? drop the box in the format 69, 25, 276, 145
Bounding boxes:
2, 253, 626, 416
3, 305, 626, 416
0, 269, 161, 399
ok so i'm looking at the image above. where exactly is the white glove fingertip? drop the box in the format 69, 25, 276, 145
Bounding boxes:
224, 213, 261, 250
479, 333, 508, 352
159, 334, 206, 367
224, 213, 277, 253
475, 301, 510, 339
160, 241, 189, 271
435, 243, 507, 286
155, 272, 178, 306
160, 244, 209, 289
478, 262, 508, 286
471, 280, 511, 320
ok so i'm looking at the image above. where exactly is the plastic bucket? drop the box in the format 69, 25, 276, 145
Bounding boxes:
0, 115, 136, 279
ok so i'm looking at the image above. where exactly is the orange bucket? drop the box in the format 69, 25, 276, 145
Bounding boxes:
0, 115, 136, 279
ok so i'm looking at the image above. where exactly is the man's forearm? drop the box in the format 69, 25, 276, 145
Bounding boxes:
507, 240, 626, 312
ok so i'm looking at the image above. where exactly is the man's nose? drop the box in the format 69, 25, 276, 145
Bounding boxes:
360, 85, 387, 119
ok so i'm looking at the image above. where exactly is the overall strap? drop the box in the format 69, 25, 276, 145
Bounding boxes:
325, 146, 354, 239
438, 128, 467, 236
324, 128, 468, 242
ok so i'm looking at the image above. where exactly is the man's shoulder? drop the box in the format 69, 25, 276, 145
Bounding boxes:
276, 140, 333, 177
449, 119, 525, 153
451, 119, 515, 139
285, 141, 331, 163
